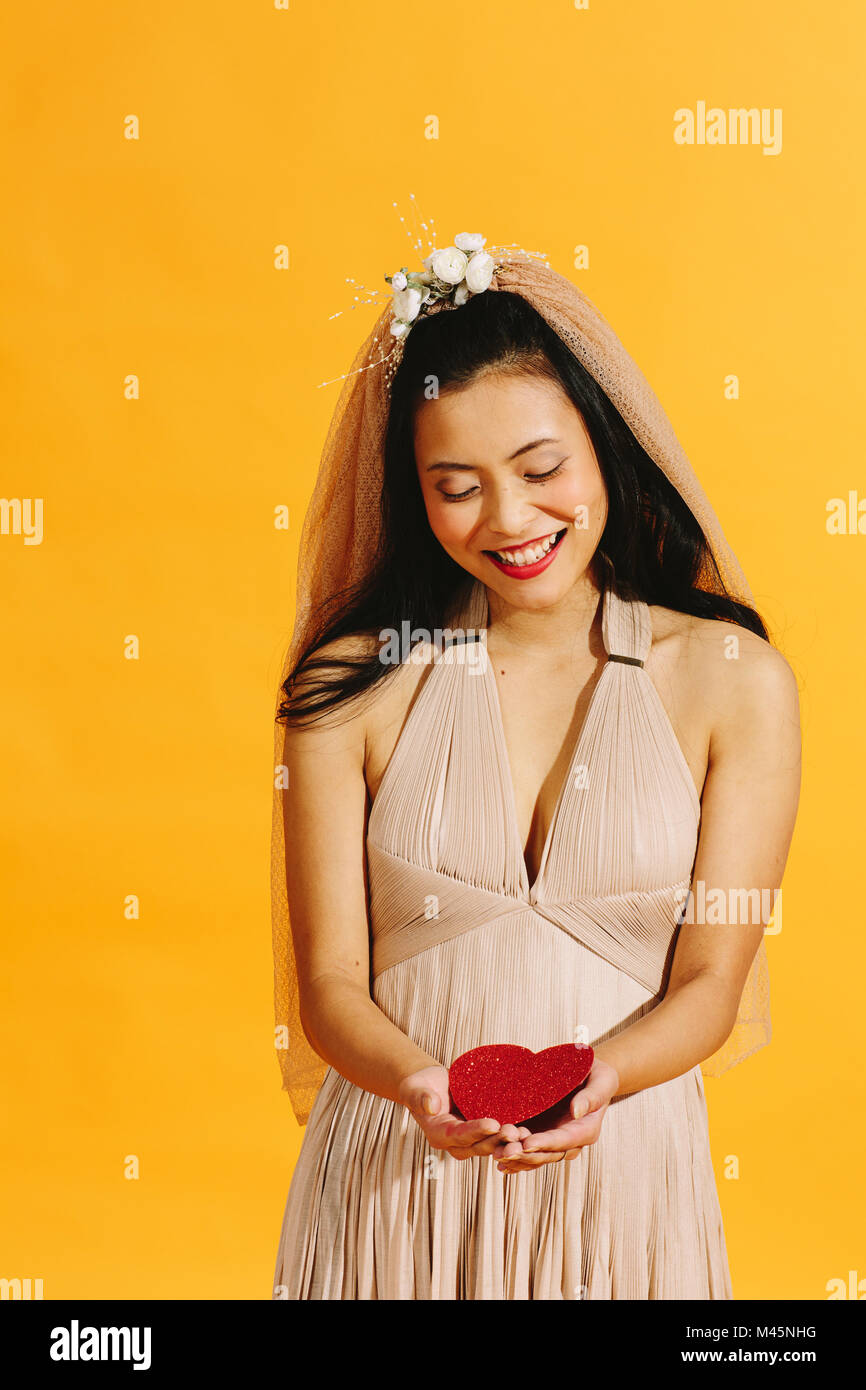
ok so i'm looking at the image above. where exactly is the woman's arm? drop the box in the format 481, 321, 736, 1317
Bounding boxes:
280, 643, 441, 1104
592, 627, 802, 1097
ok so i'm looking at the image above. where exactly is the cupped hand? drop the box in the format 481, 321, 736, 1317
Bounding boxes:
495, 1058, 620, 1173
399, 1065, 531, 1161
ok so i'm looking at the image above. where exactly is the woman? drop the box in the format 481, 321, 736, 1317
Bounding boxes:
270, 236, 801, 1299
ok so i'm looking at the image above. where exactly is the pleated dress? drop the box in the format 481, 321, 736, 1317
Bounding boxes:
272, 577, 733, 1300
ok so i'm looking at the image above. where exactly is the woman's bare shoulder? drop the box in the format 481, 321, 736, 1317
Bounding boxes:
646, 602, 799, 720
286, 629, 451, 819
285, 631, 431, 762
284, 632, 381, 732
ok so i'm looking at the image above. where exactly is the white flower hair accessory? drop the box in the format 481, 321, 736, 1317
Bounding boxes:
385, 232, 498, 341
317, 194, 551, 389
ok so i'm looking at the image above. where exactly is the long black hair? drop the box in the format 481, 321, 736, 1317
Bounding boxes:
278, 289, 768, 725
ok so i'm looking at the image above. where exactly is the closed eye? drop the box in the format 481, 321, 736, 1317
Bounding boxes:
440, 460, 566, 503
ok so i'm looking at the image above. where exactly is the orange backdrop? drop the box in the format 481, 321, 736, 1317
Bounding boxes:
1, 0, 863, 1299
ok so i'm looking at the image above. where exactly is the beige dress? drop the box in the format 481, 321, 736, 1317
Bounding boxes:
272, 578, 732, 1300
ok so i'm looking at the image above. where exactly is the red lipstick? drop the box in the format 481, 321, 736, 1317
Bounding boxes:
483, 527, 567, 580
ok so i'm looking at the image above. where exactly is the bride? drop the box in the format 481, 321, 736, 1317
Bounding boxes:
269, 232, 800, 1299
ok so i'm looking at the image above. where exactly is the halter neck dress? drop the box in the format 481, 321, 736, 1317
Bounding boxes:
272, 578, 733, 1300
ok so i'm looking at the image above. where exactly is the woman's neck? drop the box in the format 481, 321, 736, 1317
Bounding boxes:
483, 570, 605, 663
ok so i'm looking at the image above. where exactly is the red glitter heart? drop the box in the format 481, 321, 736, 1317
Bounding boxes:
448, 1043, 595, 1127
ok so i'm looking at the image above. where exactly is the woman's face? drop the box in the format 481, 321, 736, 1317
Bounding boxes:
413, 370, 608, 610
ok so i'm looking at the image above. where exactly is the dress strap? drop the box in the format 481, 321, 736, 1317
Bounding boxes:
602, 586, 651, 666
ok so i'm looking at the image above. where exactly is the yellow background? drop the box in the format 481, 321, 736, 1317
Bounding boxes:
1, 0, 862, 1299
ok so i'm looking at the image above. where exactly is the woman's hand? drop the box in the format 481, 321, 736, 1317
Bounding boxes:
399, 1065, 531, 1161
495, 1058, 620, 1173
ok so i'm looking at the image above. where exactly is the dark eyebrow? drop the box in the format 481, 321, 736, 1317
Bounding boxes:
425, 436, 560, 473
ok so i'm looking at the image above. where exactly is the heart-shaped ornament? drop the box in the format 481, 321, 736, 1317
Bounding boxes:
448, 1043, 595, 1127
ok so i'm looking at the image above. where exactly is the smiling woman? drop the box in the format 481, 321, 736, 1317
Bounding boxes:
270, 246, 800, 1300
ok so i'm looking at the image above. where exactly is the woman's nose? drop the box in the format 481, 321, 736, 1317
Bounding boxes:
482, 486, 538, 539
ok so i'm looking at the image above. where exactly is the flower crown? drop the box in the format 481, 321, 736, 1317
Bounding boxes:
384, 232, 498, 341
317, 198, 550, 390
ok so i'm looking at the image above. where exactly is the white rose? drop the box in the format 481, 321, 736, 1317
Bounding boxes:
391, 270, 407, 291
464, 250, 495, 293
390, 319, 412, 339
392, 284, 423, 323
430, 246, 469, 285
455, 232, 486, 253
453, 282, 470, 305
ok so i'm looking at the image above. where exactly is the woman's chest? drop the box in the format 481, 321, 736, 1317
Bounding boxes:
364, 642, 709, 819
